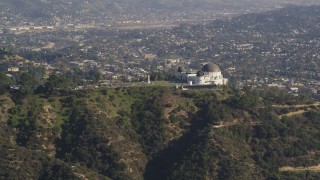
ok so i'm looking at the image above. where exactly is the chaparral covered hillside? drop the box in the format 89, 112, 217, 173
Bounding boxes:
0, 84, 320, 179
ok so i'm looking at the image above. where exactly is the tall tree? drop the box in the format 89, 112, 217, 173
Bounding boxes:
19, 72, 37, 95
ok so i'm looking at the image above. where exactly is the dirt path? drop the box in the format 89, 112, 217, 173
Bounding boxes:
280, 164, 320, 172
212, 120, 260, 129
272, 102, 320, 108
42, 42, 55, 49
279, 109, 307, 118
74, 172, 88, 180
273, 102, 320, 118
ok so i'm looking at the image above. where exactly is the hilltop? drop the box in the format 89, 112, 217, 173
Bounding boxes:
0, 85, 320, 179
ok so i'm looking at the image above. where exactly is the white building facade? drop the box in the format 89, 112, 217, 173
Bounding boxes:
177, 63, 228, 86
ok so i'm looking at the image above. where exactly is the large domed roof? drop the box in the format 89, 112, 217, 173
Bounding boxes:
202, 63, 220, 73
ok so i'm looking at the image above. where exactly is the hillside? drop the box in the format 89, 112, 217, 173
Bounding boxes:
1, 0, 320, 19
0, 86, 320, 179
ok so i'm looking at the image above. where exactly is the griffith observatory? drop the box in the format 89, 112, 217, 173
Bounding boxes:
176, 63, 228, 86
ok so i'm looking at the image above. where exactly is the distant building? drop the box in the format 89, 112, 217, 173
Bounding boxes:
8, 67, 19, 72
10, 85, 20, 90
176, 63, 228, 86
144, 54, 157, 60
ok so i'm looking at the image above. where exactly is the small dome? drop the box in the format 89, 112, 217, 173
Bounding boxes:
177, 66, 186, 73
202, 63, 220, 73
197, 71, 204, 77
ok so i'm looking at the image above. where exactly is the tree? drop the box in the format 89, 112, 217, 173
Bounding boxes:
88, 69, 101, 83
36, 74, 74, 95
0, 72, 11, 85
19, 72, 37, 95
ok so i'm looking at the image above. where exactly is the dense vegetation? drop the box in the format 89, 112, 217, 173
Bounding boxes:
0, 84, 320, 179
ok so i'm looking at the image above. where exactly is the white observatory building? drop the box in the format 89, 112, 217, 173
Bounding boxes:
177, 63, 228, 86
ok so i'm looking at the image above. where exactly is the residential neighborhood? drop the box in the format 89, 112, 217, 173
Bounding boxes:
1, 5, 320, 99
